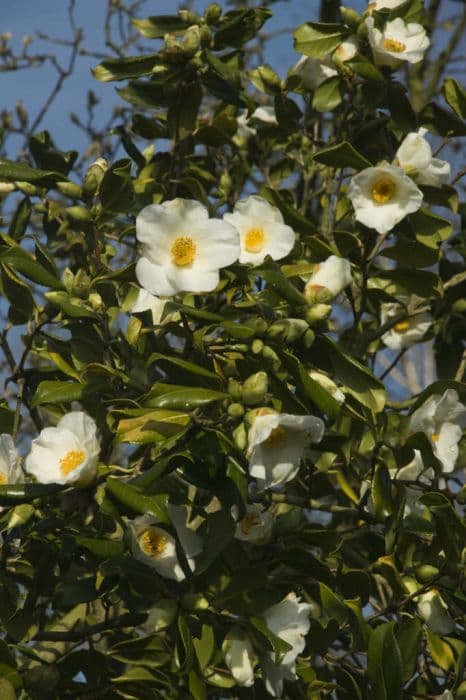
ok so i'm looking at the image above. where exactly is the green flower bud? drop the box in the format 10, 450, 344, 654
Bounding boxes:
267, 318, 309, 343
228, 378, 243, 401
83, 157, 107, 195
261, 345, 281, 371
303, 329, 315, 348
233, 422, 247, 450
415, 565, 440, 583
340, 6, 363, 27
205, 3, 222, 24
66, 205, 92, 221
228, 402, 245, 418
57, 181, 83, 198
251, 338, 264, 354
199, 24, 212, 48
182, 593, 209, 611
14, 181, 37, 195
182, 25, 201, 55
242, 371, 268, 406
305, 304, 332, 324
0, 182, 15, 194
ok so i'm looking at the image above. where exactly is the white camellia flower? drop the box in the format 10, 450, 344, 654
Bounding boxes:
136, 198, 240, 297
347, 164, 423, 234
394, 128, 450, 187
365, 17, 430, 68
409, 389, 466, 473
416, 589, 456, 635
234, 503, 274, 544
247, 410, 324, 489
224, 195, 296, 266
223, 626, 256, 687
366, 0, 408, 12
261, 592, 311, 697
144, 599, 178, 632
25, 412, 99, 487
128, 505, 202, 582
131, 288, 168, 325
304, 255, 352, 301
289, 55, 337, 91
0, 434, 22, 485
381, 301, 433, 350
391, 449, 434, 516
334, 36, 358, 63
236, 106, 278, 140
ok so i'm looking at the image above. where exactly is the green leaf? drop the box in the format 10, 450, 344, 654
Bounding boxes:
31, 380, 84, 407
256, 258, 307, 306
0, 678, 17, 700
319, 583, 348, 624
214, 8, 272, 49
312, 76, 344, 112
167, 81, 202, 138
347, 57, 383, 81
0, 157, 63, 184
425, 630, 455, 671
0, 483, 66, 506
132, 15, 191, 39
250, 615, 292, 664
420, 101, 466, 137
147, 353, 221, 385
105, 477, 169, 522
0, 263, 35, 323
195, 510, 236, 573
283, 351, 341, 419
411, 208, 453, 248
372, 464, 394, 517
313, 141, 372, 169
315, 336, 386, 413
92, 54, 160, 82
115, 409, 191, 444
74, 536, 124, 559
143, 384, 228, 410
367, 622, 403, 700
193, 625, 215, 670
294, 22, 347, 59
395, 617, 421, 682
442, 78, 466, 120
8, 197, 31, 240
0, 247, 62, 289
99, 158, 134, 214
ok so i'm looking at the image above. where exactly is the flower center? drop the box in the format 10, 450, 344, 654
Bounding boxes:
394, 320, 410, 333
431, 433, 440, 443
263, 426, 287, 447
59, 449, 85, 476
138, 528, 167, 557
0, 473, 7, 485
171, 236, 196, 267
371, 176, 397, 204
244, 227, 265, 253
240, 512, 261, 535
383, 38, 407, 53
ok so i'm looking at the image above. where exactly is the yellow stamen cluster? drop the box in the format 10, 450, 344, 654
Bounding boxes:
59, 449, 85, 476
371, 176, 397, 204
383, 38, 407, 53
138, 528, 167, 557
0, 473, 7, 485
240, 512, 261, 535
431, 433, 440, 443
244, 227, 265, 253
394, 320, 410, 333
171, 236, 196, 266
263, 426, 287, 447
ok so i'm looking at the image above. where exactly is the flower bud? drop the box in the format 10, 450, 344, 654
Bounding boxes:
251, 339, 264, 354
261, 345, 281, 371
233, 423, 247, 450
267, 318, 309, 343
57, 181, 83, 198
145, 599, 178, 631
199, 24, 213, 48
83, 157, 107, 195
182, 25, 201, 55
0, 182, 15, 194
14, 181, 37, 196
228, 402, 245, 418
305, 304, 332, 324
242, 372, 268, 406
228, 378, 243, 401
205, 3, 222, 24
415, 564, 439, 583
66, 205, 92, 221
182, 593, 209, 611
340, 6, 363, 27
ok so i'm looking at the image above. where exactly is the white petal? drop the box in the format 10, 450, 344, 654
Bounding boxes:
136, 257, 179, 297
223, 628, 256, 687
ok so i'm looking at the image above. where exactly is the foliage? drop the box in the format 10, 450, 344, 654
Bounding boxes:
0, 1, 465, 698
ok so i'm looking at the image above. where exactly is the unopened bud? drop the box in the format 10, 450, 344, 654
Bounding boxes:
251, 338, 264, 354
182, 593, 209, 611
228, 402, 245, 418
267, 318, 309, 343
0, 182, 15, 194
83, 157, 107, 195
261, 345, 281, 371
304, 284, 334, 304
199, 24, 213, 48
415, 565, 439, 583
228, 378, 243, 401
340, 6, 363, 27
305, 304, 332, 324
182, 25, 201, 55
57, 181, 82, 198
145, 599, 177, 631
66, 205, 92, 221
14, 181, 37, 196
88, 292, 103, 310
242, 371, 268, 406
233, 422, 247, 450
205, 3, 222, 24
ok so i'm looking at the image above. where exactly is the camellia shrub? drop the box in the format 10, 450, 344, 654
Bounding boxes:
0, 0, 465, 698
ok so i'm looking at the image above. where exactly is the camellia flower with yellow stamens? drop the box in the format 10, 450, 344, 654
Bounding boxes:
128, 505, 202, 582
0, 434, 22, 486
347, 163, 423, 234
233, 503, 274, 544
409, 389, 466, 473
247, 410, 324, 489
381, 300, 433, 350
394, 128, 450, 187
25, 412, 99, 487
135, 198, 240, 297
261, 592, 311, 697
365, 17, 429, 68
224, 195, 296, 266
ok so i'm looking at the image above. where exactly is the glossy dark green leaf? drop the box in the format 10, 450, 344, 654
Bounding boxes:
143, 384, 228, 410
31, 380, 84, 407
8, 197, 31, 240
442, 78, 466, 120
367, 622, 403, 700
0, 483, 66, 505
312, 76, 343, 112
105, 477, 169, 522
93, 54, 160, 82
313, 141, 372, 169
294, 22, 347, 59
0, 157, 64, 184
99, 158, 134, 214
